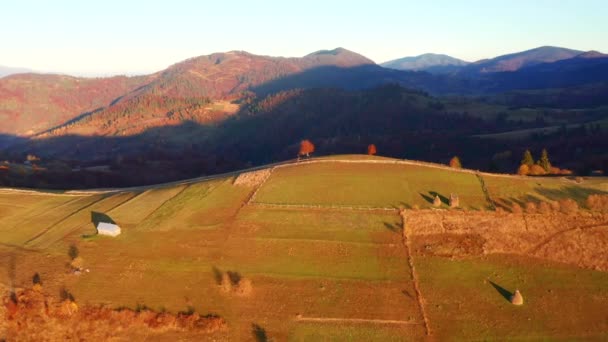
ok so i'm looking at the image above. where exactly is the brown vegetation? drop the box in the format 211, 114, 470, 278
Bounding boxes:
587, 194, 608, 212
233, 169, 272, 187
1, 285, 226, 340
558, 198, 579, 214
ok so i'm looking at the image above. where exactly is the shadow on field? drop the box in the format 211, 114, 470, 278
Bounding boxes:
420, 191, 449, 205
252, 323, 268, 342
489, 280, 513, 302
384, 222, 401, 232
212, 266, 223, 285
91, 211, 115, 227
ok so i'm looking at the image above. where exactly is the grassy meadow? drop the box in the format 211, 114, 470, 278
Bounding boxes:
1, 156, 607, 340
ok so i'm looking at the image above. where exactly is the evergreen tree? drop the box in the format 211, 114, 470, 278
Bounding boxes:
538, 148, 551, 172
521, 149, 534, 166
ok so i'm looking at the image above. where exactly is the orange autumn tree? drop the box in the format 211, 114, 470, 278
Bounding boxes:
367, 144, 377, 155
449, 156, 462, 169
299, 139, 315, 157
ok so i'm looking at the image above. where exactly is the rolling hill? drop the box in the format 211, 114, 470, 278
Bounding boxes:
1, 156, 607, 340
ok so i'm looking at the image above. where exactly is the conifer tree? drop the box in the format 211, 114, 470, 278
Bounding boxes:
521, 149, 534, 166
538, 148, 551, 172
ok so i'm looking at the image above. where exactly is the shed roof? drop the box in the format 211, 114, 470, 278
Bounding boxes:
97, 222, 121, 236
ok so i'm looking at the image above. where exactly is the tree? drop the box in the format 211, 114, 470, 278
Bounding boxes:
538, 148, 551, 172
367, 144, 377, 155
299, 140, 315, 157
449, 156, 462, 169
521, 149, 534, 167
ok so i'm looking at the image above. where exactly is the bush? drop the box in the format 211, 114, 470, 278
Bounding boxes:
517, 164, 530, 175
586, 194, 608, 212
525, 202, 537, 214
511, 203, 523, 214
538, 201, 552, 214
529, 164, 546, 175
559, 199, 579, 214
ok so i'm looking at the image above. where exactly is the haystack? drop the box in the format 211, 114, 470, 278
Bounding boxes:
433, 195, 442, 207
510, 289, 524, 305
450, 193, 460, 208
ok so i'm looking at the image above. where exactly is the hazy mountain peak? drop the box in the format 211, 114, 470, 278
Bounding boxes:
0, 65, 33, 78
303, 47, 375, 67
380, 53, 469, 74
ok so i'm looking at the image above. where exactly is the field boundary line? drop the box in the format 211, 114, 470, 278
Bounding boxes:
135, 185, 190, 226
245, 167, 275, 205
400, 209, 432, 336
476, 172, 496, 210
22, 195, 108, 246
249, 202, 399, 212
295, 316, 423, 325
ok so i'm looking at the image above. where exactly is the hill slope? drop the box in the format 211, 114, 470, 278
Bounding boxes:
1, 157, 607, 340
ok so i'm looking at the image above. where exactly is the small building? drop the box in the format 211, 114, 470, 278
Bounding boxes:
97, 222, 121, 237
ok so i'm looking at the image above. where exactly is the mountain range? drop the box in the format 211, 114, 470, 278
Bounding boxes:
0, 45, 607, 188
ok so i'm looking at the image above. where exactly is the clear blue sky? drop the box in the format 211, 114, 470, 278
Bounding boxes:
2, 0, 607, 75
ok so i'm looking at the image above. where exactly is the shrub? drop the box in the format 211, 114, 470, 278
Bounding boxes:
511, 203, 523, 214
529, 164, 546, 175
517, 164, 530, 175
586, 194, 608, 212
559, 199, 579, 214
538, 201, 552, 214
68, 244, 79, 260
525, 202, 537, 214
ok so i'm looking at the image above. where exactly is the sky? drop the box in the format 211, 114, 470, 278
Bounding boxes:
2, 0, 607, 76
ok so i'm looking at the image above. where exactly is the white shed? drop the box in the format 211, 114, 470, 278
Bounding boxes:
97, 222, 121, 237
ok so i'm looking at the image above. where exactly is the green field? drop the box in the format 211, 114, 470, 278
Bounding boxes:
254, 162, 490, 209
1, 157, 607, 340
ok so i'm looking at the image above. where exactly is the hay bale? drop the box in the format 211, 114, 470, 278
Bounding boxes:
449, 194, 459, 208
433, 195, 442, 207
510, 289, 524, 305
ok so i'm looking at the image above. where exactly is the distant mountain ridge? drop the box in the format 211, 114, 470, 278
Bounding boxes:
0, 65, 33, 78
1, 46, 607, 139
381, 53, 469, 74
458, 46, 583, 75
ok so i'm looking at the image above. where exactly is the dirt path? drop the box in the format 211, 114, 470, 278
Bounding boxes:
399, 210, 432, 337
